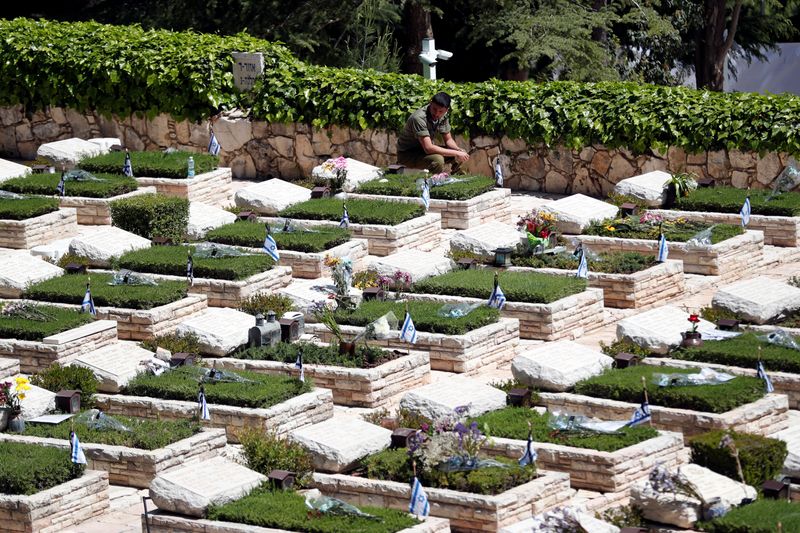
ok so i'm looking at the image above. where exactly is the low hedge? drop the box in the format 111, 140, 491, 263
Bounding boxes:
676, 187, 800, 217
0, 196, 59, 220
206, 222, 350, 253
674, 333, 800, 374
689, 430, 787, 487
235, 341, 399, 369
109, 193, 189, 243
472, 407, 659, 452
333, 299, 500, 335
278, 198, 424, 226
357, 174, 496, 201
699, 499, 800, 533
80, 150, 218, 179
1, 173, 138, 198
0, 441, 84, 495
116, 244, 273, 281
511, 251, 657, 274
585, 218, 744, 244
0, 304, 94, 341
123, 365, 312, 409
23, 273, 188, 310
208, 487, 419, 533
410, 269, 587, 304
573, 365, 765, 413
30, 364, 99, 408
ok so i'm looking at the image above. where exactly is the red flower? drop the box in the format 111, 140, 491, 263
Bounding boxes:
540, 229, 550, 238
688, 314, 700, 323
526, 221, 534, 232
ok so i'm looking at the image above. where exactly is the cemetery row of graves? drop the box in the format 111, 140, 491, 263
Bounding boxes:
1, 137, 800, 532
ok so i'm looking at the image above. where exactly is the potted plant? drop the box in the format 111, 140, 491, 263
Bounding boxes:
681, 312, 703, 348
313, 303, 355, 355
664, 172, 697, 208
0, 377, 31, 432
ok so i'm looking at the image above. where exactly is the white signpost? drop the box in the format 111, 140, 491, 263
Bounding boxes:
232, 52, 264, 91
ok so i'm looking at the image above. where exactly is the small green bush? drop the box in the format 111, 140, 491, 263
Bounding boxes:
56, 253, 91, 270
238, 428, 314, 482
599, 338, 652, 359
0, 304, 94, 341
1, 173, 138, 198
116, 244, 273, 281
0, 441, 84, 495
140, 331, 202, 355
206, 222, 351, 252
109, 193, 189, 243
80, 151, 218, 179
357, 174, 496, 200
29, 364, 99, 407
511, 251, 657, 274
674, 332, 800, 374
699, 499, 800, 533
574, 366, 765, 413
0, 196, 59, 220
238, 293, 295, 318
677, 187, 800, 217
689, 430, 787, 487
410, 268, 587, 304
124, 365, 312, 409
23, 273, 188, 310
278, 198, 424, 226
585, 218, 744, 244
236, 341, 399, 369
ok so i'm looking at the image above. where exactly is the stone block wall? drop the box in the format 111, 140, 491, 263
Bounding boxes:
97, 294, 208, 341
0, 208, 79, 249
59, 186, 156, 225
0, 357, 19, 379
649, 209, 800, 247
135, 168, 233, 205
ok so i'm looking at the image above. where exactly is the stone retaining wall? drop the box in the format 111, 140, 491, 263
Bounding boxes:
94, 388, 334, 444
59, 186, 156, 225
135, 168, 233, 205
0, 208, 78, 249
241, 239, 369, 279
0, 470, 109, 533
0, 357, 19, 379
97, 294, 208, 341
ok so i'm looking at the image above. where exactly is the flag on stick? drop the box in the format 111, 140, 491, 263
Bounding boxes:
626, 377, 652, 426
70, 431, 87, 464
488, 272, 506, 310
400, 304, 417, 344
657, 233, 669, 262
421, 179, 430, 210
208, 128, 221, 156
263, 224, 280, 261
295, 350, 305, 382
576, 250, 588, 279
518, 422, 537, 466
409, 477, 430, 518
56, 172, 66, 196
122, 150, 134, 177
186, 253, 194, 286
339, 204, 349, 229
494, 157, 504, 187
740, 196, 751, 227
757, 359, 774, 393
198, 386, 211, 421
81, 282, 96, 316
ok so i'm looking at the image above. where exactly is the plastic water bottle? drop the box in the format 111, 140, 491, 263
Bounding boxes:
187, 156, 195, 178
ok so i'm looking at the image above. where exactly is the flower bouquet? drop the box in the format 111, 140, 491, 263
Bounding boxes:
313, 156, 348, 191
0, 377, 30, 432
517, 210, 557, 252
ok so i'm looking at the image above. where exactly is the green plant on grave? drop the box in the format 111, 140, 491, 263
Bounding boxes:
80, 151, 218, 179
667, 171, 697, 199
238, 428, 314, 485
109, 193, 189, 243
0, 196, 60, 220
698, 305, 741, 324
0, 303, 94, 342
29, 363, 99, 407
689, 430, 787, 488
597, 505, 647, 529
676, 187, 800, 217
599, 338, 651, 359
0, 441, 84, 495
237, 293, 295, 319
698, 499, 800, 533
1, 172, 138, 198
56, 253, 91, 270
140, 332, 203, 356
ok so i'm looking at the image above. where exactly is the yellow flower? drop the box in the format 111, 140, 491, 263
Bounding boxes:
323, 255, 341, 268
605, 225, 616, 231
17, 393, 25, 400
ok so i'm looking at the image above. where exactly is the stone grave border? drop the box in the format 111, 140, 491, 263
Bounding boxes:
0, 428, 225, 489
135, 167, 233, 205
506, 259, 685, 309
537, 391, 788, 437
261, 214, 442, 257
0, 470, 109, 533
234, 238, 369, 279
206, 348, 431, 409
0, 207, 79, 249
481, 430, 686, 493
347, 188, 513, 230
0, 357, 19, 379
311, 470, 573, 532
59, 186, 156, 225
304, 318, 520, 374
574, 230, 764, 282
93, 388, 334, 444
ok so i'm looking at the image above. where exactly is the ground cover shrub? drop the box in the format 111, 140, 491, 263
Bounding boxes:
585, 217, 743, 244
689, 430, 787, 487
0, 196, 59, 220
1, 173, 138, 198
278, 198, 424, 226
208, 486, 419, 532
333, 299, 500, 335
699, 499, 800, 532
238, 428, 313, 482
357, 174, 496, 200
511, 251, 657, 274
0, 441, 84, 495
676, 187, 800, 217
140, 332, 202, 355
80, 151, 218, 179
574, 366, 765, 413
472, 407, 659, 452
674, 332, 800, 374
0, 303, 94, 341
109, 194, 189, 243
235, 341, 399, 369
56, 253, 91, 270
599, 338, 652, 359
206, 222, 350, 252
410, 269, 587, 304
124, 365, 311, 409
237, 293, 295, 318
23, 273, 187, 310
116, 244, 273, 281
29, 364, 99, 407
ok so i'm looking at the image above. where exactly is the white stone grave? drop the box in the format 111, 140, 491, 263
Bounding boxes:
36, 137, 106, 168
234, 178, 311, 215
501, 510, 619, 533
72, 341, 155, 393
0, 250, 63, 296
187, 202, 238, 240
68, 226, 151, 267
149, 456, 266, 517
773, 411, 800, 478
312, 157, 381, 192
289, 417, 392, 473
540, 194, 619, 234
368, 249, 452, 283
0, 157, 31, 183
613, 170, 672, 207
712, 276, 800, 325
30, 235, 74, 262
616, 305, 717, 355
278, 278, 362, 317
399, 376, 506, 420
10, 375, 56, 420
86, 138, 121, 151
449, 221, 524, 259
175, 307, 254, 356
511, 341, 613, 392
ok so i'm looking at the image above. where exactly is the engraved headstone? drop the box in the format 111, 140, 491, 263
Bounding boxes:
290, 417, 392, 473
232, 52, 264, 91
613, 170, 673, 207
368, 249, 452, 283
234, 178, 311, 215
0, 250, 64, 297
712, 276, 800, 325
616, 305, 717, 355
511, 340, 613, 392
399, 375, 506, 420
187, 202, 237, 240
72, 342, 156, 393
449, 221, 524, 259
175, 307, 253, 356
540, 193, 619, 234
68, 226, 151, 267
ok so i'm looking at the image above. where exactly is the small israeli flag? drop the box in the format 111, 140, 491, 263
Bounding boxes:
657, 233, 669, 262
625, 400, 651, 427
409, 477, 430, 517
70, 431, 87, 464
81, 284, 96, 316
400, 312, 417, 344
339, 204, 349, 229
757, 361, 774, 393
421, 179, 430, 210
740, 196, 751, 227
576, 250, 588, 279
186, 254, 194, 287
295, 352, 305, 382
208, 129, 221, 156
494, 157, 504, 187
263, 228, 280, 262
56, 173, 66, 196
198, 388, 211, 420
518, 429, 537, 466
122, 151, 134, 177
488, 279, 507, 310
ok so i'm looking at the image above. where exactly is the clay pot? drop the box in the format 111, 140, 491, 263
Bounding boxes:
7, 415, 24, 433
680, 331, 703, 348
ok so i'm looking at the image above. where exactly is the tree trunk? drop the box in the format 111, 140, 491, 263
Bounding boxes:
400, 1, 433, 75
694, 0, 743, 91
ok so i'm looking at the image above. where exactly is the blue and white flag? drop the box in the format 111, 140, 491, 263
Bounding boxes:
518, 429, 537, 466
657, 233, 669, 262
263, 229, 280, 262
186, 254, 194, 286
421, 180, 430, 210
339, 204, 349, 229
122, 151, 134, 177
198, 389, 211, 420
81, 284, 96, 316
207, 129, 221, 156
576, 250, 588, 279
625, 400, 651, 427
409, 477, 430, 517
757, 360, 774, 393
400, 312, 417, 344
488, 280, 506, 310
70, 431, 87, 464
295, 352, 305, 382
56, 173, 66, 196
494, 157, 504, 187
740, 196, 751, 227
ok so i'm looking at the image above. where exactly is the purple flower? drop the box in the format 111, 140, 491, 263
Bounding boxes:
454, 405, 469, 416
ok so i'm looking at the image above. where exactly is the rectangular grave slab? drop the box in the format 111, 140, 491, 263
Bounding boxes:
175, 306, 255, 356
0, 157, 32, 182
449, 220, 524, 259
0, 207, 79, 250
0, 357, 19, 379
94, 388, 334, 444
369, 249, 453, 283
0, 470, 109, 533
135, 167, 233, 205
311, 470, 573, 532
712, 276, 800, 324
59, 186, 156, 225
207, 349, 431, 408
511, 340, 613, 392
86, 137, 121, 151
616, 305, 718, 355
312, 157, 382, 193
10, 375, 57, 419
400, 375, 507, 420
187, 202, 238, 239
0, 249, 64, 298
234, 178, 312, 215
290, 417, 392, 473
72, 341, 155, 392
0, 428, 226, 488
37, 137, 106, 168
613, 170, 672, 207
68, 226, 151, 267
540, 194, 619, 234
773, 411, 800, 478
30, 234, 74, 262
